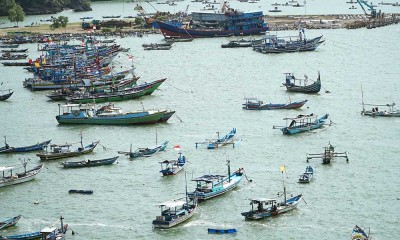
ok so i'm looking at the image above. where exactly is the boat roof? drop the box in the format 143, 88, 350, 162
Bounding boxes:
243, 97, 259, 101
249, 198, 276, 203
158, 199, 186, 208
283, 114, 316, 121
159, 160, 177, 164
192, 175, 226, 183
0, 166, 15, 171
40, 227, 56, 233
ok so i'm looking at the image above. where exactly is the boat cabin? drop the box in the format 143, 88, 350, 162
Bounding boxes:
192, 175, 226, 193
1, 166, 15, 179
157, 199, 188, 220
243, 97, 263, 108
248, 198, 277, 212
284, 114, 315, 128
49, 144, 72, 153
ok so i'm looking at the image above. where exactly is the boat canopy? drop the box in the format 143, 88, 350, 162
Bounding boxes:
159, 160, 177, 164
159, 199, 186, 208
249, 198, 276, 204
40, 227, 57, 233
0, 166, 15, 171
283, 114, 316, 121
192, 175, 226, 183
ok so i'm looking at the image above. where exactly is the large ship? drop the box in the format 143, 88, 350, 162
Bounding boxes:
157, 2, 269, 38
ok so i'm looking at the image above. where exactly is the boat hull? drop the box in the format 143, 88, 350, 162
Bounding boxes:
281, 114, 329, 135
0, 165, 44, 188
62, 156, 118, 168
243, 100, 308, 110
36, 142, 99, 160
157, 21, 269, 38
152, 207, 196, 229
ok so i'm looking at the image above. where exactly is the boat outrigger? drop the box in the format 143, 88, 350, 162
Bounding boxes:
306, 143, 349, 164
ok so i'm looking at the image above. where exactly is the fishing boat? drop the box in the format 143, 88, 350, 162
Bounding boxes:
242, 98, 308, 110
283, 72, 322, 93
187, 161, 244, 201
298, 166, 313, 183
196, 128, 238, 149
68, 189, 94, 194
221, 39, 253, 48
0, 215, 21, 230
156, 2, 268, 38
0, 230, 41, 240
0, 89, 14, 101
0, 137, 51, 154
268, 6, 282, 12
1, 49, 28, 53
62, 156, 118, 168
102, 15, 121, 18
152, 174, 197, 229
67, 78, 166, 103
0, 163, 44, 188
208, 228, 237, 234
241, 165, 303, 220
361, 103, 400, 117
273, 113, 329, 135
0, 53, 28, 60
118, 141, 168, 158
306, 143, 349, 164
253, 31, 324, 54
79, 16, 93, 20
351, 225, 371, 240
143, 45, 172, 50
0, 44, 19, 48
56, 103, 175, 125
3, 217, 69, 240
1, 62, 31, 67
36, 134, 99, 161
159, 152, 186, 176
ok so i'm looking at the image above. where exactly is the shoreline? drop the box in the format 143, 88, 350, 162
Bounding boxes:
0, 13, 399, 37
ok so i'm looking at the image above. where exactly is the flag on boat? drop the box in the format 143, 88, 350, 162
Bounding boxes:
280, 165, 286, 173
128, 55, 134, 60
173, 145, 181, 151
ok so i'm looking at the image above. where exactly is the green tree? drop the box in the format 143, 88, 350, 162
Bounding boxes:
7, 5, 16, 25
50, 16, 69, 31
14, 4, 24, 26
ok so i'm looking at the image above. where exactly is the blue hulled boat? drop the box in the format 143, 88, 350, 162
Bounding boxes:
187, 161, 244, 201
298, 165, 314, 183
118, 141, 168, 158
196, 128, 237, 149
351, 225, 370, 240
0, 231, 41, 240
274, 114, 329, 135
157, 2, 268, 38
0, 137, 51, 154
159, 152, 186, 176
243, 98, 308, 110
0, 215, 21, 230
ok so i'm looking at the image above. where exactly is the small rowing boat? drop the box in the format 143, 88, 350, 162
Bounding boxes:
242, 98, 307, 110
62, 156, 118, 168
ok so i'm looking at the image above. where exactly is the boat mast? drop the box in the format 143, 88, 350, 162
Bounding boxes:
79, 132, 83, 149
227, 159, 231, 182
280, 165, 286, 204
60, 216, 64, 233
361, 84, 365, 113
185, 172, 189, 207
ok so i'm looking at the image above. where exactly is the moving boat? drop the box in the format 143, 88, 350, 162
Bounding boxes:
283, 72, 321, 93
187, 160, 244, 201
196, 128, 238, 149
157, 2, 268, 38
62, 156, 118, 168
298, 165, 313, 183
242, 98, 307, 110
241, 165, 302, 220
69, 189, 94, 194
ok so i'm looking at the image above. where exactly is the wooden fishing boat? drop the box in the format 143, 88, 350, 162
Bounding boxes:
1, 62, 31, 66
306, 143, 349, 164
1, 49, 28, 53
208, 228, 237, 234
351, 225, 371, 240
68, 189, 94, 194
221, 39, 253, 48
273, 113, 329, 135
0, 138, 51, 154
0, 89, 14, 101
142, 43, 172, 48
36, 135, 99, 161
159, 152, 186, 176
38, 216, 68, 240
67, 78, 166, 103
0, 230, 41, 239
118, 141, 168, 158
241, 165, 303, 220
283, 72, 321, 93
298, 165, 313, 183
187, 161, 244, 201
196, 128, 238, 149
242, 98, 307, 110
361, 103, 400, 117
56, 103, 174, 125
0, 44, 19, 48
62, 156, 118, 168
0, 163, 44, 188
152, 196, 197, 229
0, 215, 21, 230
102, 15, 121, 18
0, 54, 28, 60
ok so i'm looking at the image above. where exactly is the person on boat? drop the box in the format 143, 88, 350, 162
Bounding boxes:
5, 143, 9, 149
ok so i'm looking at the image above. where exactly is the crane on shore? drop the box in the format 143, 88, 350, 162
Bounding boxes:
356, 0, 379, 18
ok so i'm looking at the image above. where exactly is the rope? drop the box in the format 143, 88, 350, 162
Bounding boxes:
174, 113, 183, 123
165, 81, 192, 94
